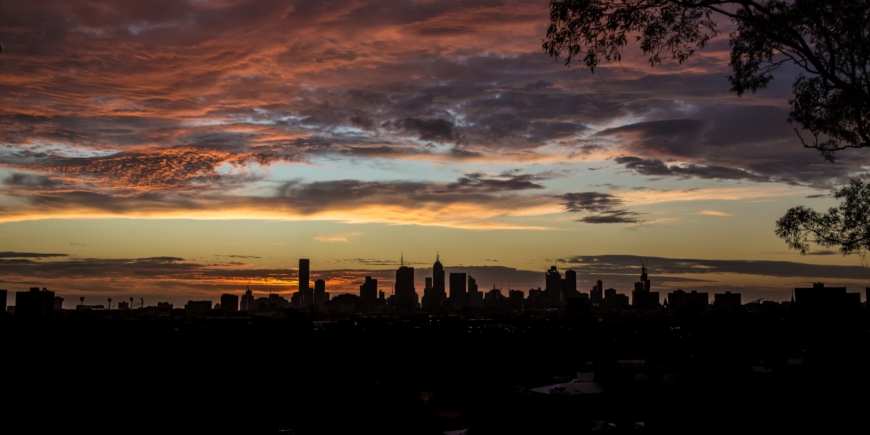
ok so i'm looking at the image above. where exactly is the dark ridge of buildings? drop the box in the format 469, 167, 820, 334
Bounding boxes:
221, 293, 239, 312
794, 282, 861, 312
299, 258, 311, 307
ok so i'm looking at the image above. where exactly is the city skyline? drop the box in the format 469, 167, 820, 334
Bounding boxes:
2, 0, 869, 306
3, 252, 869, 309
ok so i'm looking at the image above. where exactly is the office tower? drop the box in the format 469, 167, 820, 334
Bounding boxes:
360, 276, 378, 306
631, 265, 659, 309
299, 259, 310, 306
240, 286, 255, 311
545, 266, 561, 304
562, 269, 577, 297
449, 272, 467, 307
15, 287, 55, 318
433, 253, 445, 296
590, 279, 603, 301
314, 279, 326, 306
395, 257, 418, 310
468, 275, 481, 307
0, 289, 7, 313
221, 294, 239, 311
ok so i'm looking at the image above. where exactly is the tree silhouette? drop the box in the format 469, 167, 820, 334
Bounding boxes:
543, 0, 870, 257
543, 0, 870, 161
775, 180, 870, 259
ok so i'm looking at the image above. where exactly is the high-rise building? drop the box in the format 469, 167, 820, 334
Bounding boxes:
360, 276, 378, 306
221, 293, 239, 311
631, 265, 659, 309
590, 280, 603, 301
561, 270, 577, 299
240, 287, 255, 311
0, 289, 7, 313
299, 259, 310, 306
314, 279, 326, 306
467, 275, 482, 307
433, 253, 445, 296
545, 266, 562, 304
449, 272, 467, 307
395, 257, 418, 311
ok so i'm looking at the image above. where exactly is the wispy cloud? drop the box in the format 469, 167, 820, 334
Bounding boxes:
698, 210, 732, 217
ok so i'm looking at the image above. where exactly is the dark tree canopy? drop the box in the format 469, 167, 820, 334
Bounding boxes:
775, 180, 870, 259
543, 0, 870, 161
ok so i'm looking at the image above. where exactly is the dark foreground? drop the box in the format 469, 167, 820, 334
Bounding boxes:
5, 309, 869, 434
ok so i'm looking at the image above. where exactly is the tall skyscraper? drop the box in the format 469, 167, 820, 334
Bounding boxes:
360, 276, 378, 306
299, 259, 310, 306
561, 269, 577, 299
395, 256, 418, 310
433, 253, 445, 296
423, 254, 447, 310
314, 279, 326, 307
467, 275, 481, 307
240, 286, 255, 311
591, 279, 603, 301
545, 266, 562, 304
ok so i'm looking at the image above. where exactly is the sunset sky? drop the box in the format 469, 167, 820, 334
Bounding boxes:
1, 0, 868, 307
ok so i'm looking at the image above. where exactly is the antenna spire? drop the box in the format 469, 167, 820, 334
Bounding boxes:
436, 251, 439, 262
401, 251, 404, 266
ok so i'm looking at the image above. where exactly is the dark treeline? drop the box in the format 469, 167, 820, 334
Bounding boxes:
5, 309, 869, 434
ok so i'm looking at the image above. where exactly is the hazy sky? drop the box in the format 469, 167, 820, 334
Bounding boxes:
1, 0, 868, 307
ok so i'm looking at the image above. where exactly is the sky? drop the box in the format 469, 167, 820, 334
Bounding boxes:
1, 0, 869, 307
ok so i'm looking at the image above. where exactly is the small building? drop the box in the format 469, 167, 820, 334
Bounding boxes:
185, 300, 212, 317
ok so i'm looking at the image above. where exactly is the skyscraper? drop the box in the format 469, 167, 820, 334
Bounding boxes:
314, 279, 326, 307
433, 253, 445, 296
449, 272, 467, 307
299, 259, 310, 306
561, 269, 577, 299
360, 276, 378, 306
395, 257, 418, 311
467, 275, 481, 307
545, 266, 562, 304
240, 286, 255, 311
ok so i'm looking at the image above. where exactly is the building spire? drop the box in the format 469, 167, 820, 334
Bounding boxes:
436, 251, 440, 262
401, 251, 404, 267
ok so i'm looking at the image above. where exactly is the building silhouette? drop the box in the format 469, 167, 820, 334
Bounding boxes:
468, 275, 481, 307
360, 276, 378, 307
314, 279, 326, 306
423, 255, 447, 310
631, 265, 660, 310
221, 293, 239, 311
15, 287, 55, 318
668, 289, 708, 310
590, 280, 603, 302
299, 259, 311, 306
240, 287, 255, 311
561, 269, 578, 299
394, 257, 418, 311
185, 300, 212, 317
449, 272, 467, 307
604, 288, 629, 309
545, 266, 561, 304
1, 289, 6, 313
794, 282, 861, 313
714, 291, 742, 309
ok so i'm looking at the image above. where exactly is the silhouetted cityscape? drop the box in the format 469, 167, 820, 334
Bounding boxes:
4, 255, 869, 433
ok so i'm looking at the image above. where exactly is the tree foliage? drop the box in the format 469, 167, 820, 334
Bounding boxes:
543, 0, 870, 162
775, 180, 870, 258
